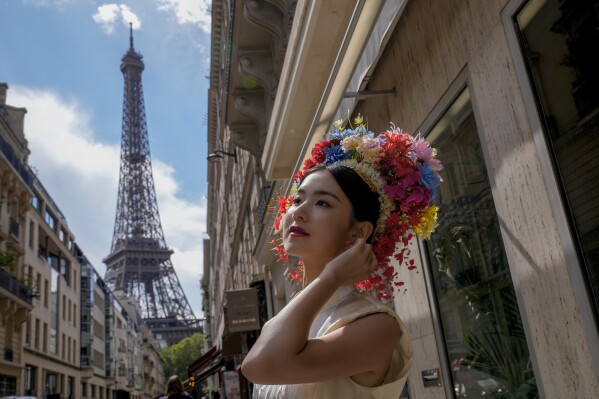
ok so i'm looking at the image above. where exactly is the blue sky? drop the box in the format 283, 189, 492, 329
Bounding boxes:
0, 0, 211, 317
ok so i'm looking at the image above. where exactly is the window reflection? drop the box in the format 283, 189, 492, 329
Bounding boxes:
426, 88, 537, 398
516, 0, 599, 321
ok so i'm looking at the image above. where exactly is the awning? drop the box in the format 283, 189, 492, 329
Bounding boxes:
185, 345, 224, 388
187, 345, 220, 376
194, 358, 225, 383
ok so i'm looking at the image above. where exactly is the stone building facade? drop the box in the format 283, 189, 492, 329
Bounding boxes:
1, 83, 164, 398
205, 1, 599, 398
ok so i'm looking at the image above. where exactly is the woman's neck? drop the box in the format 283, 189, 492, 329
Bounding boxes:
301, 258, 327, 286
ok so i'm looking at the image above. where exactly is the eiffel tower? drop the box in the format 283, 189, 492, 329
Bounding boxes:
104, 26, 201, 346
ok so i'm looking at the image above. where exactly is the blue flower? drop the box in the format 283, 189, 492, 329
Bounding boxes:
418, 162, 441, 198
326, 130, 344, 141
342, 128, 358, 137
323, 143, 351, 164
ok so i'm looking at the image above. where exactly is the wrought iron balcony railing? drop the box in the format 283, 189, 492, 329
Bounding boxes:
0, 266, 32, 305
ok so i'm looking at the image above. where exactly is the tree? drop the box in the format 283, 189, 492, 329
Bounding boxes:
161, 332, 204, 382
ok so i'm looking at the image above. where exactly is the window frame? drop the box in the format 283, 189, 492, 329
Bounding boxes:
501, 0, 599, 378
416, 67, 540, 398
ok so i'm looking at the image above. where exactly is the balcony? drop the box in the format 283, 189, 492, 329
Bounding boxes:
80, 367, 94, 380
0, 266, 32, 305
0, 133, 33, 188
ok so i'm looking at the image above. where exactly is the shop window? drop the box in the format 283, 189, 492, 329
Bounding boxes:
25, 365, 36, 396
514, 0, 599, 321
424, 88, 537, 398
0, 374, 17, 396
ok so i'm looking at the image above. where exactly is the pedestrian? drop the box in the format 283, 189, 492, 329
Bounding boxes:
165, 375, 192, 399
241, 115, 443, 398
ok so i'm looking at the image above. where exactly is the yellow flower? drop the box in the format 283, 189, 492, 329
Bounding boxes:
354, 114, 364, 126
414, 205, 439, 239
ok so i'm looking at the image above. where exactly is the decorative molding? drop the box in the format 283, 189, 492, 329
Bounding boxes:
231, 124, 266, 160
238, 48, 275, 93
234, 90, 267, 128
244, 0, 285, 41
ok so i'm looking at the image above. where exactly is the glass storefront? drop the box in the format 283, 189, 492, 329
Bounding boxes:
514, 0, 599, 323
425, 88, 537, 398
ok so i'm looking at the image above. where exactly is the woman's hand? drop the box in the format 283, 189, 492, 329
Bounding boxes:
321, 238, 378, 287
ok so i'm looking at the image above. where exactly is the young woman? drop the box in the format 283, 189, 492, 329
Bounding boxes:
165, 375, 192, 399
241, 117, 442, 398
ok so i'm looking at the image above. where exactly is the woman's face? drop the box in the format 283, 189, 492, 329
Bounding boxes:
282, 169, 356, 263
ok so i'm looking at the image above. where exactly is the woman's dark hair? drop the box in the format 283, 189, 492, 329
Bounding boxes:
166, 375, 185, 396
302, 164, 380, 242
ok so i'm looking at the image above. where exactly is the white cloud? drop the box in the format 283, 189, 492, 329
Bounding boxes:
10, 86, 205, 317
157, 0, 211, 33
93, 4, 141, 35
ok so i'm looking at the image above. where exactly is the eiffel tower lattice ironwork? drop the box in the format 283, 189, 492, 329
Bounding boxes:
104, 26, 201, 346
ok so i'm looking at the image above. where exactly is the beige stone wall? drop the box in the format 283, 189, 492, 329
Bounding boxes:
359, 0, 599, 398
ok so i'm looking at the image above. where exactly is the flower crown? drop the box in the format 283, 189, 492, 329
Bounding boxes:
272, 115, 443, 301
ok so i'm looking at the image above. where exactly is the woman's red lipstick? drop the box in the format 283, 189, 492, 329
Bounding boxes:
289, 226, 309, 236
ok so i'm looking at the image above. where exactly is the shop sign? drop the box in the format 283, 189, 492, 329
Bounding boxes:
225, 288, 260, 332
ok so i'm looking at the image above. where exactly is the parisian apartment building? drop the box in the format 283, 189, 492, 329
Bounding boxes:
0, 82, 164, 399
203, 0, 599, 398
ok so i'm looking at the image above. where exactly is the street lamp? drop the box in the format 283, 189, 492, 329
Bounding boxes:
207, 150, 237, 163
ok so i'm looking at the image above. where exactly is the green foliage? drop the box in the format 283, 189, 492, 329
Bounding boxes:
161, 333, 205, 383
0, 249, 16, 269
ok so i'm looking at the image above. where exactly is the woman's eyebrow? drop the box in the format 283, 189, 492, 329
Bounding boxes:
296, 188, 341, 202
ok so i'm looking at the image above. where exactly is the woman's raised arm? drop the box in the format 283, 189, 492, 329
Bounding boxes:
241, 239, 399, 385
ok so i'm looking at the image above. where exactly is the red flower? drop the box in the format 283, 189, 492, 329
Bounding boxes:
289, 269, 304, 282
374, 235, 396, 258
274, 214, 283, 230
311, 140, 330, 163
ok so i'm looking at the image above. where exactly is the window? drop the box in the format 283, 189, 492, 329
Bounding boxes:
42, 322, 47, 352
50, 269, 59, 354
67, 376, 74, 399
31, 195, 39, 211
59, 257, 71, 286
0, 375, 17, 396
29, 221, 34, 249
44, 210, 56, 230
45, 373, 56, 395
424, 88, 536, 398
44, 279, 49, 307
59, 228, 68, 244
36, 273, 41, 301
25, 365, 36, 396
25, 318, 31, 345
514, 0, 599, 320
34, 319, 40, 349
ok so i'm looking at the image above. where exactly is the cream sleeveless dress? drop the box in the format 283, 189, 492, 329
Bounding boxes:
252, 286, 413, 398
